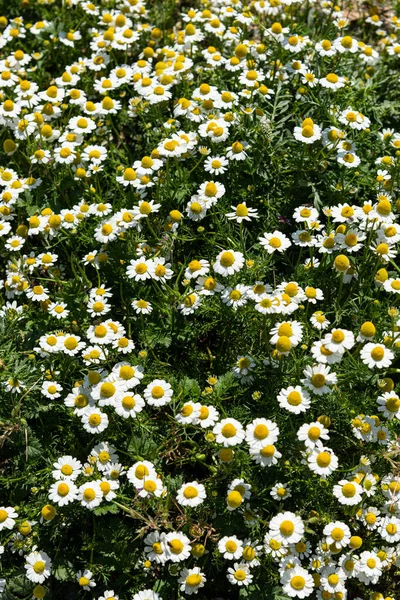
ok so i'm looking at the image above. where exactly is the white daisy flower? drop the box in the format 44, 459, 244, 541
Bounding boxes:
259, 230, 291, 253
48, 480, 78, 506
301, 364, 337, 395
269, 512, 304, 546
52, 456, 82, 480
176, 481, 206, 507
281, 565, 314, 598
213, 249, 244, 277
333, 479, 363, 506
360, 343, 394, 369
78, 482, 103, 509
25, 550, 52, 583
307, 447, 338, 478
144, 379, 173, 407
297, 422, 329, 449
213, 418, 245, 446
0, 506, 18, 531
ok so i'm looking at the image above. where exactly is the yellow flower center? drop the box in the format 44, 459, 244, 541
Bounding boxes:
83, 488, 96, 501
151, 385, 164, 399
61, 464, 73, 476
291, 576, 305, 590
287, 391, 302, 406
371, 347, 384, 361
152, 542, 163, 554
260, 445, 275, 457
280, 520, 294, 536
220, 252, 235, 267
269, 236, 282, 248
135, 263, 148, 274
183, 485, 198, 499
276, 336, 291, 353
236, 203, 248, 217
122, 395, 136, 410
243, 546, 256, 560
342, 483, 356, 497
100, 383, 116, 398
234, 569, 247, 581
316, 452, 331, 467
386, 523, 397, 535
143, 480, 157, 493
88, 414, 101, 426
302, 126, 314, 138
221, 423, 237, 438
328, 574, 339, 585
331, 527, 344, 541
33, 561, 46, 574
58, 482, 71, 496
311, 374, 326, 388
326, 73, 339, 83
100, 481, 111, 494
253, 424, 269, 439
64, 337, 78, 350
186, 574, 202, 587
0, 510, 8, 522
169, 539, 184, 553
227, 491, 242, 508
278, 323, 293, 337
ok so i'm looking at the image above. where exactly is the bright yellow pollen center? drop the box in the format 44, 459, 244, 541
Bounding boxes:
316, 452, 331, 467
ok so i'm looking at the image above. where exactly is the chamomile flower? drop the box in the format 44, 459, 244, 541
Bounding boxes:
164, 532, 191, 562
41, 380, 63, 399
297, 422, 330, 449
25, 551, 52, 584
52, 456, 82, 480
323, 328, 355, 353
48, 480, 78, 506
176, 481, 206, 507
175, 401, 201, 425
144, 379, 173, 407
379, 517, 400, 543
81, 408, 109, 434
132, 591, 160, 600
302, 364, 337, 395
249, 443, 282, 467
227, 563, 253, 586
197, 404, 219, 428
269, 512, 304, 545
307, 447, 339, 478
219, 536, 243, 560
360, 343, 394, 369
333, 479, 363, 505
0, 506, 18, 531
293, 119, 322, 144
115, 393, 145, 419
281, 566, 314, 598
76, 570, 96, 590
357, 551, 383, 584
213, 418, 245, 447
48, 302, 70, 319
98, 592, 119, 600
226, 202, 258, 223
277, 386, 311, 414
204, 155, 229, 176
259, 231, 291, 253
376, 392, 400, 419
271, 483, 292, 502
179, 567, 206, 595
78, 482, 103, 509
323, 521, 351, 548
